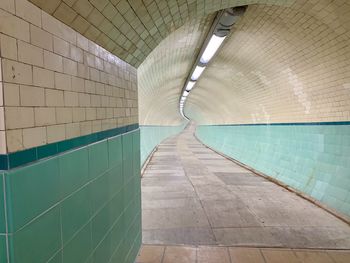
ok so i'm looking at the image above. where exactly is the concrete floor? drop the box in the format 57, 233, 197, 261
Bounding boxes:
136, 245, 350, 263
141, 124, 350, 249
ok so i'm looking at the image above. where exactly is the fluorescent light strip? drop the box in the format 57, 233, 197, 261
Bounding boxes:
185, 81, 196, 91
200, 35, 226, 64
191, 66, 205, 81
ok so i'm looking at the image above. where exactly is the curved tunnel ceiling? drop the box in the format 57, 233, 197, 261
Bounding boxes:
28, 0, 294, 67
186, 2, 350, 124
28, 1, 350, 126
138, 15, 213, 125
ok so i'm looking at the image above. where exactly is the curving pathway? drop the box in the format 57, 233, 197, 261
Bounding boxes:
141, 124, 350, 249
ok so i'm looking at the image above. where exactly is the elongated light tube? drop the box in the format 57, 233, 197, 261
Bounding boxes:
200, 35, 226, 64
183, 90, 189, 97
185, 81, 196, 91
191, 66, 205, 81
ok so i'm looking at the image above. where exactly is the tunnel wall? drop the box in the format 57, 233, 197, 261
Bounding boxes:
140, 124, 186, 166
0, 129, 141, 263
0, 1, 141, 262
196, 123, 350, 217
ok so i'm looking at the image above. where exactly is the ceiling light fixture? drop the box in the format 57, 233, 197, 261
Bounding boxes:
191, 66, 206, 81
186, 81, 196, 91
200, 35, 226, 64
179, 6, 247, 119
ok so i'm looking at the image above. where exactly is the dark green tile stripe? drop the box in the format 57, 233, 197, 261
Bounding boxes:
0, 124, 139, 170
201, 121, 350, 127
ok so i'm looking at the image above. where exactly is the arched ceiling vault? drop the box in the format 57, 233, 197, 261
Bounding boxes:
29, 1, 350, 125
28, 0, 295, 67
186, 1, 350, 124
138, 15, 214, 125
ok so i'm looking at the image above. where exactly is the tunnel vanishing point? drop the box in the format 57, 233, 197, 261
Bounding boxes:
0, 0, 350, 262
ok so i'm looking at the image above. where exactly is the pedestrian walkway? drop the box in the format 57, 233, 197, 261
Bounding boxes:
138, 123, 350, 261
137, 245, 350, 263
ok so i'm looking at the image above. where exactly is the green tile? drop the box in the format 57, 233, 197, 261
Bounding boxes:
196, 124, 350, 217
140, 125, 185, 165
122, 134, 133, 183
5, 158, 60, 232
0, 174, 6, 233
61, 185, 92, 244
62, 222, 92, 263
59, 147, 89, 199
107, 165, 123, 197
47, 251, 62, 263
88, 141, 109, 179
0, 235, 7, 263
108, 135, 122, 168
91, 190, 123, 248
109, 215, 124, 254
125, 233, 141, 263
123, 198, 140, 232
110, 239, 126, 263
8, 148, 37, 169
114, 216, 140, 263
9, 206, 61, 263
92, 232, 112, 263
123, 177, 136, 209
37, 143, 58, 160
91, 171, 109, 214
133, 131, 141, 178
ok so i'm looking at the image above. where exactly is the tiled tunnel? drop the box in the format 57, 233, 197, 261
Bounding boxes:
0, 0, 349, 263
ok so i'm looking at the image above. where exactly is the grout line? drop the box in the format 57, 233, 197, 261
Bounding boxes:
260, 248, 268, 263
2, 173, 10, 263
45, 247, 61, 263
226, 247, 232, 263
258, 248, 267, 263
160, 246, 166, 263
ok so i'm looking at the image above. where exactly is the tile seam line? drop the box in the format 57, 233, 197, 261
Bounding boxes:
142, 242, 350, 251
199, 121, 350, 126
2, 174, 10, 263
193, 127, 350, 226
